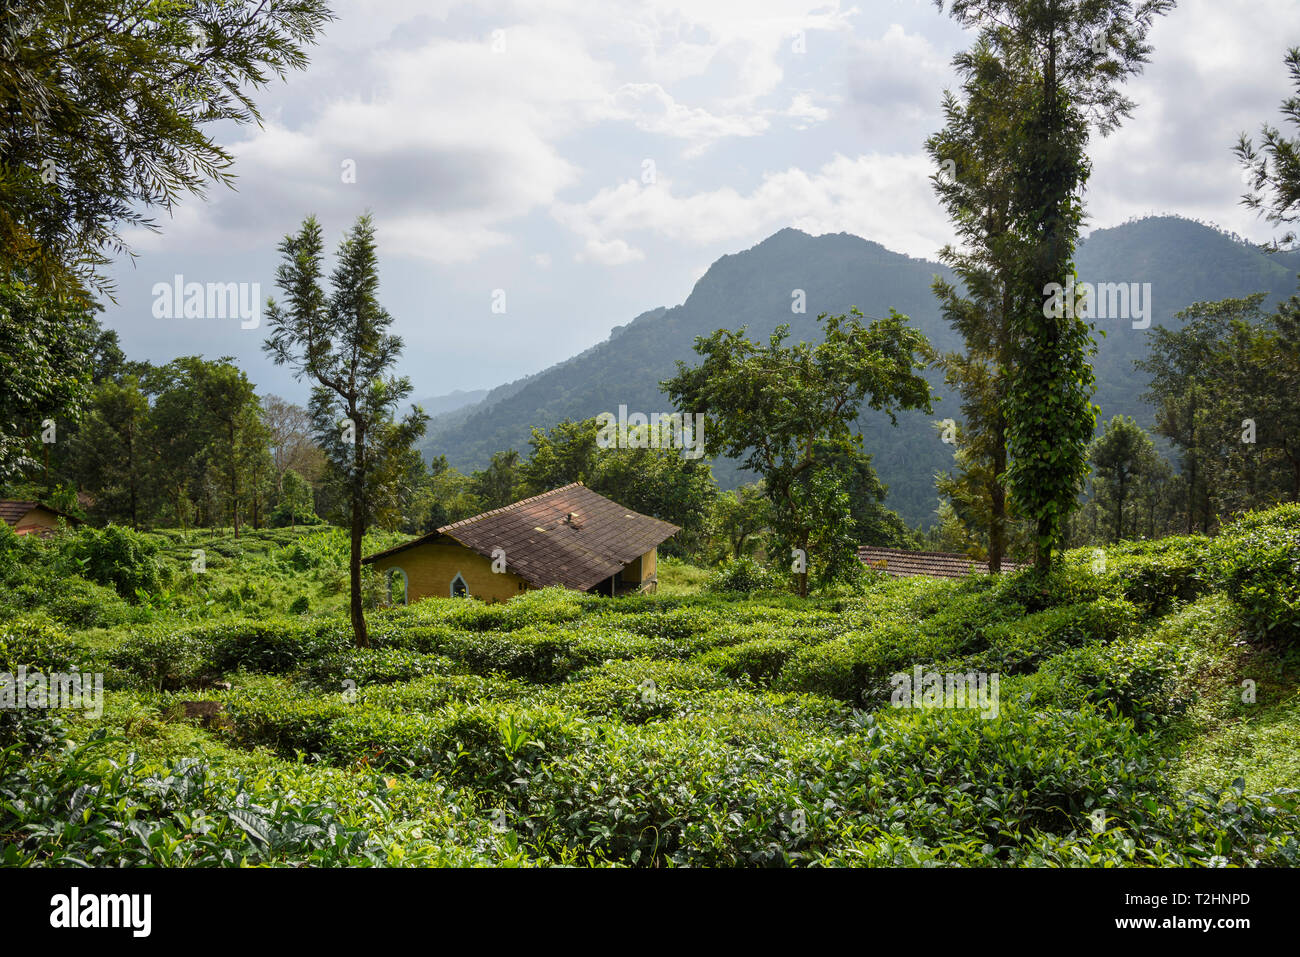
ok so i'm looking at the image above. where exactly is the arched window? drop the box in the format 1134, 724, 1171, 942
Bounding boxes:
387, 567, 408, 606
450, 572, 469, 598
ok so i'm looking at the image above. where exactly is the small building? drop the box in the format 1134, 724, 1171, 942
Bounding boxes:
0, 500, 84, 537
857, 545, 1023, 579
362, 483, 679, 604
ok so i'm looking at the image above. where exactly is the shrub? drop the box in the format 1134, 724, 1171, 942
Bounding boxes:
46, 577, 133, 628
545, 659, 729, 723
775, 589, 1027, 704
1026, 634, 1192, 729
59, 525, 165, 602
435, 628, 585, 682
205, 619, 343, 674
705, 557, 782, 595
300, 649, 456, 690
972, 598, 1140, 676
111, 631, 218, 691
224, 689, 354, 755
985, 564, 1112, 613
615, 607, 719, 644
697, 637, 799, 683
0, 747, 401, 866
0, 618, 79, 672
1078, 536, 1210, 616
1210, 504, 1300, 640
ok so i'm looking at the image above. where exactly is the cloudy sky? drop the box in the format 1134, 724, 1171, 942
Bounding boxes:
104, 0, 1299, 404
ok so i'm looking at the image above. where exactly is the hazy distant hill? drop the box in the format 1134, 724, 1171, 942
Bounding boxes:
419, 217, 1300, 526
411, 388, 490, 419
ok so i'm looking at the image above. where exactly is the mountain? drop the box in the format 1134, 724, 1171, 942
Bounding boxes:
1073, 217, 1300, 427
419, 217, 1300, 527
411, 388, 490, 419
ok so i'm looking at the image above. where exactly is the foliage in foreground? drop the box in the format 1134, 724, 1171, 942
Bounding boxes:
1, 505, 1298, 867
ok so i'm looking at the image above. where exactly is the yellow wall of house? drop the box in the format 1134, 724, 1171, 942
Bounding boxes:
618, 553, 641, 584
615, 548, 657, 587
373, 542, 661, 603
373, 543, 529, 604
14, 508, 59, 532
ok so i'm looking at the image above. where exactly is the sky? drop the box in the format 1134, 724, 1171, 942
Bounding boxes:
103, 0, 1300, 405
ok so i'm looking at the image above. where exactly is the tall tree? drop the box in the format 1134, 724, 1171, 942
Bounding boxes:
940, 0, 1175, 570
663, 309, 932, 597
147, 359, 205, 529
927, 36, 1033, 572
1136, 295, 1266, 532
272, 468, 317, 528
265, 215, 427, 648
0, 277, 98, 479
1088, 414, 1158, 542
263, 394, 326, 491
707, 482, 772, 561
516, 419, 600, 494
590, 428, 718, 558
1236, 46, 1300, 246
68, 375, 154, 528
0, 0, 333, 297
471, 450, 522, 510
514, 417, 717, 554
185, 358, 267, 538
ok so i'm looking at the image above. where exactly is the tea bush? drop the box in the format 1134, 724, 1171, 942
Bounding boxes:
1210, 504, 1300, 641
696, 637, 800, 683
59, 524, 167, 601
705, 556, 783, 595
5, 511, 1299, 868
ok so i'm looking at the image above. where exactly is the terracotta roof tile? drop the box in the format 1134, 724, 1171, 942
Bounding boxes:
0, 500, 36, 526
0, 500, 82, 528
364, 483, 679, 591
858, 546, 1024, 579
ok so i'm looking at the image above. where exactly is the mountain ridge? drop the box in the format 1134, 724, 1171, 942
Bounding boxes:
419, 216, 1300, 525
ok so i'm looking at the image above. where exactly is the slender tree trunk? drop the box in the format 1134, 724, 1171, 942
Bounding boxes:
350, 418, 369, 648
1114, 477, 1126, 543
989, 416, 1008, 573
127, 432, 138, 530
1186, 399, 1197, 535
797, 529, 810, 598
229, 421, 240, 539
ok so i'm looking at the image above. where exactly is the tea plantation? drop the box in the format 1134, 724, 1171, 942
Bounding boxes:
2, 507, 1298, 867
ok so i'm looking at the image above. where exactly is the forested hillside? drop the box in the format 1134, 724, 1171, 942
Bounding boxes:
421, 217, 1300, 525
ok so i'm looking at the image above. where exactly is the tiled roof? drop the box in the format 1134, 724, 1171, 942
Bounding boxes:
858, 546, 1023, 579
0, 500, 84, 529
0, 500, 36, 526
363, 483, 679, 591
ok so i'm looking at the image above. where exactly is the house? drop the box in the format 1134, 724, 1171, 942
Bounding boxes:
362, 483, 679, 604
0, 500, 84, 537
857, 545, 1023, 579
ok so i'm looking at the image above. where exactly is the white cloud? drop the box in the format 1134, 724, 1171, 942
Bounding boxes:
785, 92, 830, 127
579, 237, 646, 265
604, 83, 771, 143
551, 152, 952, 261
